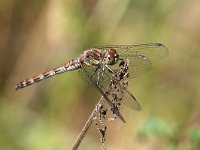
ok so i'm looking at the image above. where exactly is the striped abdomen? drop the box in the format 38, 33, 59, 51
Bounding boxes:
16, 59, 81, 90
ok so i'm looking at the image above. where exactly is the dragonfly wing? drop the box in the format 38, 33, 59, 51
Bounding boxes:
79, 65, 126, 123
96, 43, 168, 78
78, 64, 112, 93
97, 43, 168, 63
79, 63, 142, 111
121, 88, 141, 111
109, 55, 152, 78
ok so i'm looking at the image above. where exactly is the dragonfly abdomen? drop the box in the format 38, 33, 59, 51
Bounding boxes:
15, 58, 81, 90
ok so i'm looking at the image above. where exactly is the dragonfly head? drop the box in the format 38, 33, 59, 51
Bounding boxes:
105, 49, 119, 65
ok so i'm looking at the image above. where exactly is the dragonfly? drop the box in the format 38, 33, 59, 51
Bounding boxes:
16, 43, 168, 111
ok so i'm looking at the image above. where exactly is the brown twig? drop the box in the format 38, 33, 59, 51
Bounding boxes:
72, 86, 126, 149
72, 97, 104, 150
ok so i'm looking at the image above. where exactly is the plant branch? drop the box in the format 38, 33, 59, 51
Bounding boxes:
72, 97, 104, 150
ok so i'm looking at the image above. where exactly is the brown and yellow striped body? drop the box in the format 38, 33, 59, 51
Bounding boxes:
15, 58, 82, 90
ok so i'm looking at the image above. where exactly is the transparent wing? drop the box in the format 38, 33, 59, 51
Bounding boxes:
79, 65, 126, 122
79, 64, 142, 111
97, 43, 169, 63
95, 43, 168, 78
109, 55, 152, 79
78, 65, 112, 93
121, 88, 141, 111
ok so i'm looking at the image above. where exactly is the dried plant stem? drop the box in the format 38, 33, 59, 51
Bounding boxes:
72, 97, 105, 150
72, 87, 125, 150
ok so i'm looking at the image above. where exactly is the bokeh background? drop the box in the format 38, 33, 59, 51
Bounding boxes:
0, 0, 200, 149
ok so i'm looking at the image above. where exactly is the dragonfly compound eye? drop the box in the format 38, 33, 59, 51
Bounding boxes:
106, 49, 119, 65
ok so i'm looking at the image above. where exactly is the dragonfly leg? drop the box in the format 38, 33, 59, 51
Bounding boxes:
101, 66, 105, 80
105, 65, 114, 73
97, 69, 100, 85
91, 67, 101, 85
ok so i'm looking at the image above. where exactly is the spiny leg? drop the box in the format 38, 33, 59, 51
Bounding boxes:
97, 68, 100, 85
101, 66, 105, 80
105, 65, 114, 74
90, 66, 101, 85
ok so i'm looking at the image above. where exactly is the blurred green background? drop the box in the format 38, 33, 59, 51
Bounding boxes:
0, 0, 200, 149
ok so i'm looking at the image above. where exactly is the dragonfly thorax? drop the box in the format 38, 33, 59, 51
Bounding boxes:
104, 49, 119, 65
82, 48, 119, 66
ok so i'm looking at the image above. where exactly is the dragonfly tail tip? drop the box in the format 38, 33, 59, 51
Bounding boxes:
15, 84, 21, 90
